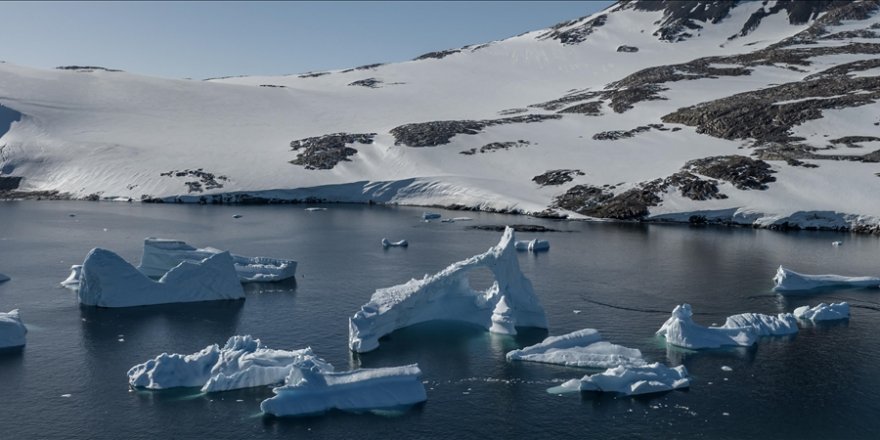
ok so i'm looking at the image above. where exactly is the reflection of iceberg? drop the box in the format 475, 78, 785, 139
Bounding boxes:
656, 304, 797, 349
261, 364, 426, 417
138, 238, 297, 283
79, 248, 245, 307
0, 309, 27, 349
381, 238, 409, 248
506, 329, 645, 368
773, 266, 880, 292
128, 335, 332, 392
60, 265, 82, 289
794, 302, 850, 321
349, 227, 548, 353
548, 363, 689, 396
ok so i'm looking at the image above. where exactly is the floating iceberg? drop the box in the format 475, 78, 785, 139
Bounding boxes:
548, 363, 689, 396
832, 241, 843, 246
656, 304, 797, 349
381, 238, 409, 248
773, 266, 880, 292
138, 238, 297, 283
514, 239, 549, 252
452, 217, 473, 221
0, 272, 9, 282
260, 364, 427, 417
506, 329, 645, 368
60, 265, 82, 289
349, 227, 548, 353
794, 302, 850, 321
79, 248, 244, 307
0, 309, 27, 349
422, 212, 441, 220
304, 207, 327, 211
128, 335, 333, 392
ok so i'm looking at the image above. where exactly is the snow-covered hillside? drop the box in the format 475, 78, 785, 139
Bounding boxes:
1, 0, 879, 232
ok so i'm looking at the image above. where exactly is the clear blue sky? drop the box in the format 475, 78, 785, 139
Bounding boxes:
0, 1, 613, 79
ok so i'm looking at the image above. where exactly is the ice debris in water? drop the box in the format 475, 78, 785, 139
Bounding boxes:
773, 266, 880, 292
506, 328, 646, 368
381, 238, 409, 248
0, 309, 27, 349
547, 363, 690, 396
793, 302, 850, 321
514, 239, 549, 252
78, 248, 244, 307
422, 212, 441, 220
349, 227, 548, 353
656, 304, 797, 349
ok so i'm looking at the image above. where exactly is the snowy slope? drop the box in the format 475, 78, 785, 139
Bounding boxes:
1, 1, 879, 231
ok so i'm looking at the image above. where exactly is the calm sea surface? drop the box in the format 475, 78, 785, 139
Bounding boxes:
0, 201, 878, 439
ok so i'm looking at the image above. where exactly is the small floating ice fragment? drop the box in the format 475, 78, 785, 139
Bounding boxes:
793, 302, 850, 321
721, 366, 733, 372
422, 212, 441, 220
440, 218, 455, 223
831, 241, 842, 246
572, 310, 581, 314
381, 238, 409, 248
304, 207, 327, 212
0, 309, 27, 349
232, 214, 242, 219
514, 239, 549, 252
60, 394, 71, 398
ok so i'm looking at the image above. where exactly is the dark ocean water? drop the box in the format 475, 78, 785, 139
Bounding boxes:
0, 201, 878, 439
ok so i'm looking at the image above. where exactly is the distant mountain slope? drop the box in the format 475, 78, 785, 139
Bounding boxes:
1, 1, 879, 232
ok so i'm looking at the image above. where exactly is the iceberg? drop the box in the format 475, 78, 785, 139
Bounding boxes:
0, 309, 27, 349
128, 335, 333, 392
381, 238, 409, 248
260, 364, 427, 417
656, 304, 797, 349
349, 227, 548, 353
60, 265, 82, 289
793, 302, 850, 321
548, 363, 689, 396
78, 248, 245, 307
514, 239, 549, 252
138, 238, 297, 283
0, 272, 9, 282
506, 329, 645, 368
422, 212, 441, 220
773, 266, 880, 292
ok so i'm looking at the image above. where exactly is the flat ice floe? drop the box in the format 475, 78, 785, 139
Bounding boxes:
794, 302, 850, 321
260, 364, 427, 417
78, 248, 244, 307
506, 329, 645, 368
773, 266, 880, 292
656, 304, 798, 349
547, 363, 690, 396
0, 309, 27, 349
348, 227, 548, 352
128, 335, 333, 392
138, 238, 297, 283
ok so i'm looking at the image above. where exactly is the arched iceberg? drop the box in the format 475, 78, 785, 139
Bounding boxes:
79, 248, 244, 307
349, 227, 548, 353
773, 266, 880, 292
138, 238, 297, 283
656, 304, 797, 349
0, 309, 27, 349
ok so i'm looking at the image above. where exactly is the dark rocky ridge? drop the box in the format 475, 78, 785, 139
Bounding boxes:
159, 169, 229, 193
56, 65, 122, 72
538, 14, 607, 45
532, 169, 585, 186
289, 133, 376, 170
459, 141, 531, 156
390, 115, 560, 147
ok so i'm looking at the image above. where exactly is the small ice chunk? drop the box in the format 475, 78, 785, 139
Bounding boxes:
232, 214, 242, 219
452, 217, 473, 221
260, 364, 427, 417
60, 394, 71, 398
60, 265, 82, 289
422, 212, 441, 220
572, 310, 581, 314
0, 272, 9, 282
381, 238, 409, 248
793, 302, 850, 321
514, 239, 549, 252
773, 266, 880, 292
507, 328, 645, 368
304, 207, 327, 211
0, 309, 27, 349
656, 304, 797, 349
440, 218, 455, 223
721, 366, 733, 372
547, 363, 689, 396
831, 241, 842, 246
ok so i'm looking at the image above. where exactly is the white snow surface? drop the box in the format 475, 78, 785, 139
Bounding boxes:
656, 304, 798, 349
506, 328, 645, 368
547, 363, 690, 396
0, 309, 27, 349
793, 302, 851, 321
78, 247, 245, 307
773, 266, 880, 292
260, 364, 427, 417
128, 335, 333, 392
138, 237, 297, 282
348, 227, 548, 352
0, 3, 878, 230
